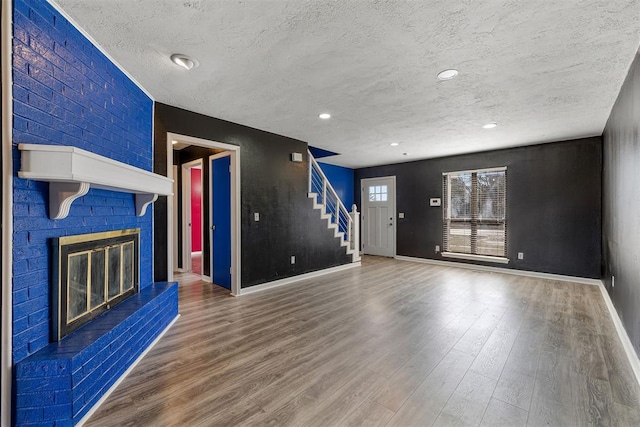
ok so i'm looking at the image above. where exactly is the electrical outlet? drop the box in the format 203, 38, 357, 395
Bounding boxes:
612, 275, 615, 288
435, 245, 440, 253
517, 252, 524, 260
254, 212, 260, 221
290, 255, 295, 264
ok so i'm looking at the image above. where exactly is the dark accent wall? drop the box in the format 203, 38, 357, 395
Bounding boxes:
154, 103, 352, 287
355, 137, 602, 278
602, 53, 640, 357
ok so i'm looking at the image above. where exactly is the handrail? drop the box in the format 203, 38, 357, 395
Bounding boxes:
307, 151, 359, 259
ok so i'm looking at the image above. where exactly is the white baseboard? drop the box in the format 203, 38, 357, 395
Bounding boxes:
238, 262, 361, 296
201, 275, 212, 283
191, 251, 202, 256
597, 282, 640, 388
76, 314, 180, 426
394, 255, 601, 286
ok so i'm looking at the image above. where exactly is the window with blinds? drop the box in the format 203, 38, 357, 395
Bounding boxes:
443, 167, 507, 259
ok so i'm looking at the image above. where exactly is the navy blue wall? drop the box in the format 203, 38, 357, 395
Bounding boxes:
12, 0, 153, 363
309, 146, 339, 159
318, 162, 354, 209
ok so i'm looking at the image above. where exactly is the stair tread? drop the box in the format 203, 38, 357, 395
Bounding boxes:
308, 179, 357, 261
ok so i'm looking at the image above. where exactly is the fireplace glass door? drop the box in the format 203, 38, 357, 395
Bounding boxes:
54, 229, 140, 340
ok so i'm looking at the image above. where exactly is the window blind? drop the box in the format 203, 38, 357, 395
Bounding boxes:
443, 167, 507, 258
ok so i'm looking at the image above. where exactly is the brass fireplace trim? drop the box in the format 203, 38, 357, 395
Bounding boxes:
53, 228, 140, 340
58, 228, 141, 245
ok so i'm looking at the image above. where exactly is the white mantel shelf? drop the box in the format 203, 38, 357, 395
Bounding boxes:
18, 144, 173, 219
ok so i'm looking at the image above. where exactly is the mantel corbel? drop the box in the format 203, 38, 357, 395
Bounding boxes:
19, 144, 173, 220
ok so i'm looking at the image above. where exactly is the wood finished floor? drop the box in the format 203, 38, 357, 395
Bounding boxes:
86, 257, 640, 427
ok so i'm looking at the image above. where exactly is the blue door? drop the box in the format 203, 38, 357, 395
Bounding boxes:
211, 155, 231, 289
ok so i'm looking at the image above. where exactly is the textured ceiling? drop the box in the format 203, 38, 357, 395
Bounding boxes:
52, 0, 640, 168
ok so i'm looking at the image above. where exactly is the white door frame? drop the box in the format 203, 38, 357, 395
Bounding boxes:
208, 152, 232, 285
181, 158, 203, 275
361, 176, 397, 257
172, 165, 179, 273
167, 133, 241, 296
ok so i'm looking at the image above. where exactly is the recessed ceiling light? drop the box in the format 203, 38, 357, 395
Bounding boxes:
172, 140, 178, 145
390, 143, 399, 146
319, 113, 331, 119
170, 54, 199, 70
483, 122, 498, 129
437, 69, 458, 80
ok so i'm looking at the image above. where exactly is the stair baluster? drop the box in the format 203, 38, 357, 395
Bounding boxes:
307, 151, 360, 262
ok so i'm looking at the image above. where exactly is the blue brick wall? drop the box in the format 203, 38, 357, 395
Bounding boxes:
13, 0, 153, 374
12, 0, 154, 364
15, 283, 178, 426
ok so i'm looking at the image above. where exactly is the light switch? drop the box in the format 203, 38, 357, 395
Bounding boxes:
399, 212, 405, 219
254, 212, 260, 221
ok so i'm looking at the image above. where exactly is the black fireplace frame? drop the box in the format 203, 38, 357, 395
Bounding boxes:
52, 229, 140, 340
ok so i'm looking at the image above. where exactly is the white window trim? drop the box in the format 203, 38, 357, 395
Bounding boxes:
441, 252, 509, 264
442, 166, 507, 176
442, 166, 507, 260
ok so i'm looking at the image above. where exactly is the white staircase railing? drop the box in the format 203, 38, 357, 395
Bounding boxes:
308, 151, 360, 261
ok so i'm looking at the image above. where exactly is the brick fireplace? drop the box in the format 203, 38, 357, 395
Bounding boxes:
11, 0, 179, 425
53, 229, 140, 340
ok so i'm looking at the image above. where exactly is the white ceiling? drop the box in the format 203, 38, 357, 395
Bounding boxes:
53, 0, 640, 168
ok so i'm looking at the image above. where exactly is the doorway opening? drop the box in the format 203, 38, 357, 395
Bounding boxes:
167, 133, 241, 295
180, 159, 203, 275
361, 176, 396, 257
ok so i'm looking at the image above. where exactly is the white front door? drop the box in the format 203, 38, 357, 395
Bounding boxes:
361, 177, 396, 257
